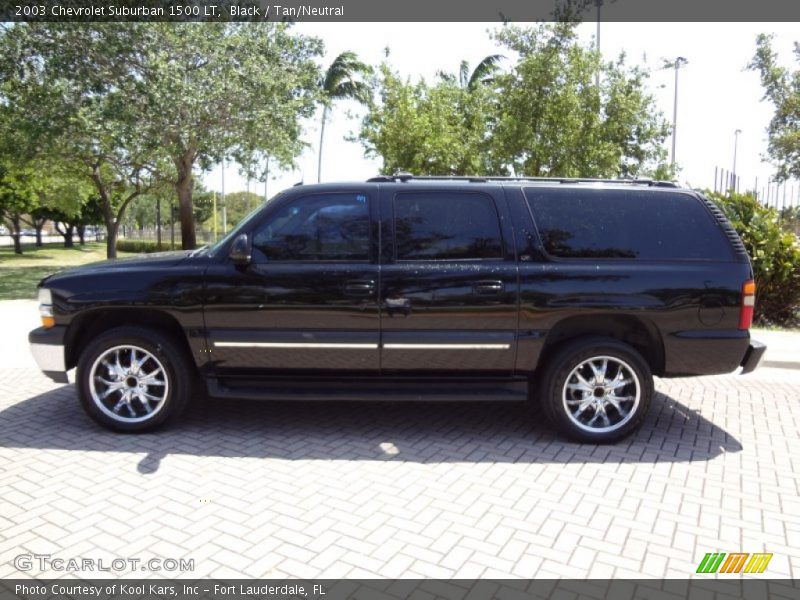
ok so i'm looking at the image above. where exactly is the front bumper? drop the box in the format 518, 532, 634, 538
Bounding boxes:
29, 326, 69, 383
740, 339, 767, 374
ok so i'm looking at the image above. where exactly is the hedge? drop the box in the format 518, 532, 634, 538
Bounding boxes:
708, 191, 800, 327
115, 240, 165, 254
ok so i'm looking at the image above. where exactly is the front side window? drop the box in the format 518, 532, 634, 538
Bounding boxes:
393, 192, 503, 260
251, 193, 370, 262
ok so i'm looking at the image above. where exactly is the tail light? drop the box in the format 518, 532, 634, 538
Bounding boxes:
738, 280, 756, 330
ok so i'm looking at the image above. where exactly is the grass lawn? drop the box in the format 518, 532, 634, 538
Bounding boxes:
0, 242, 133, 301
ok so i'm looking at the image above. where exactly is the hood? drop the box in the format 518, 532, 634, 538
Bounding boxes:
41, 250, 195, 285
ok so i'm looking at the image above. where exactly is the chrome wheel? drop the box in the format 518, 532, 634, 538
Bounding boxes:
562, 355, 640, 434
88, 345, 169, 423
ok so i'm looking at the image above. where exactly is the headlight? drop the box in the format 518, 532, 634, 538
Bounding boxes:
38, 287, 54, 328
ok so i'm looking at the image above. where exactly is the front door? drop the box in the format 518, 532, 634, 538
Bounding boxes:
203, 190, 380, 378
378, 187, 519, 375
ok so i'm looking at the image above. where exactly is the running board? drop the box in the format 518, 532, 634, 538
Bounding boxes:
206, 378, 528, 402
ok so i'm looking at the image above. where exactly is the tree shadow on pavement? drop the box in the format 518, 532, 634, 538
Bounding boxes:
0, 384, 742, 472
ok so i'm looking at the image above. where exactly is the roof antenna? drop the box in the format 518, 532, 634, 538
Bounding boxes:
293, 170, 304, 187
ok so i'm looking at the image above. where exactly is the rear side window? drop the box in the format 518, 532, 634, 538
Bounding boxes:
524, 188, 734, 261
394, 192, 503, 260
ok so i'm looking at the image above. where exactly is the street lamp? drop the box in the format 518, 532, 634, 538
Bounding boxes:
595, 0, 602, 88
665, 56, 688, 165
732, 129, 742, 190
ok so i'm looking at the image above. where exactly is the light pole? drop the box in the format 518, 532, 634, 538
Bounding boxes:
221, 158, 227, 234
263, 156, 270, 203
667, 56, 688, 166
732, 129, 742, 190
595, 0, 602, 88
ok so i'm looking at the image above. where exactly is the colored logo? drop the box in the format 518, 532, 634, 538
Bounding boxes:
696, 552, 772, 574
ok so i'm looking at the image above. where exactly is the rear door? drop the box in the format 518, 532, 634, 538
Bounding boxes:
378, 185, 519, 375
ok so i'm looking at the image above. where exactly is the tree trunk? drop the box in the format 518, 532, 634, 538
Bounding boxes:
175, 160, 196, 250
90, 165, 120, 259
156, 197, 162, 250
101, 201, 117, 259
77, 225, 86, 245
57, 223, 74, 248
10, 215, 22, 255
106, 220, 118, 259
34, 225, 43, 247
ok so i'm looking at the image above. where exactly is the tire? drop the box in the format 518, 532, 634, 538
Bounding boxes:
76, 326, 194, 432
534, 337, 653, 443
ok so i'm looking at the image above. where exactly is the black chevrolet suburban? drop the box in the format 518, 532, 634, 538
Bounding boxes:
29, 175, 766, 442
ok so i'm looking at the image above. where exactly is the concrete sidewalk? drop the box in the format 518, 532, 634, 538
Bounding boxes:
751, 328, 800, 369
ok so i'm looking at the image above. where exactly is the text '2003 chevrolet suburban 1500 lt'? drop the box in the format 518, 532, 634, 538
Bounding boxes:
29, 175, 766, 443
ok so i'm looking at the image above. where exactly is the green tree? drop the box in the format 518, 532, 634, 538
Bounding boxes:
359, 26, 669, 179
709, 190, 800, 327
74, 196, 105, 245
0, 23, 164, 259
130, 23, 322, 250
217, 191, 263, 229
439, 55, 504, 91
0, 163, 35, 255
31, 165, 96, 247
0, 23, 322, 255
749, 34, 800, 182
192, 184, 216, 230
317, 51, 372, 182
359, 62, 499, 175
23, 207, 48, 248
489, 23, 671, 177
781, 205, 800, 236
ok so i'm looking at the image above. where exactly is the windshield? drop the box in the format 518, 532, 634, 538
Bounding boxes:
206, 192, 285, 256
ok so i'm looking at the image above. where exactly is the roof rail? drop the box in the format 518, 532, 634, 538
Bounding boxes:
366, 173, 678, 188
367, 172, 414, 183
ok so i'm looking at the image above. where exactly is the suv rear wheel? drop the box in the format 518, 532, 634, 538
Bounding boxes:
76, 326, 193, 432
536, 337, 653, 443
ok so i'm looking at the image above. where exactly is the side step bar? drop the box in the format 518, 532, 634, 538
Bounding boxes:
207, 378, 529, 402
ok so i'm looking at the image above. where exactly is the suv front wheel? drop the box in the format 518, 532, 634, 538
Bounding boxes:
76, 326, 193, 432
536, 337, 653, 443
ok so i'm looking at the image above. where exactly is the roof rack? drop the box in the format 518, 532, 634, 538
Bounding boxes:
366, 173, 678, 188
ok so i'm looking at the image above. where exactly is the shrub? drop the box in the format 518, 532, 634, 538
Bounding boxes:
115, 240, 164, 254
708, 191, 800, 327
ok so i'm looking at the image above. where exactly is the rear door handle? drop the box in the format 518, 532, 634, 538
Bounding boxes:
345, 279, 375, 296
473, 280, 504, 295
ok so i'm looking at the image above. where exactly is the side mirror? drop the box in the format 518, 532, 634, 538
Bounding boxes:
229, 233, 251, 266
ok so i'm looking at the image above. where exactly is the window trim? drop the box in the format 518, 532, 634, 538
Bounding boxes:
391, 190, 507, 263
249, 191, 372, 264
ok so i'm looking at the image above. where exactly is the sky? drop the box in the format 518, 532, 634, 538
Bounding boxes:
203, 22, 800, 207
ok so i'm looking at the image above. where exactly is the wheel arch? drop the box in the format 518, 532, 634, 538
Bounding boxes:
538, 314, 665, 376
65, 308, 195, 371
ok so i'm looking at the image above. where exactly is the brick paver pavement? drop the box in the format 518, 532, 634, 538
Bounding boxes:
1, 301, 798, 579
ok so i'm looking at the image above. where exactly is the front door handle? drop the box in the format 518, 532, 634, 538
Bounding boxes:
345, 279, 375, 296
473, 280, 504, 295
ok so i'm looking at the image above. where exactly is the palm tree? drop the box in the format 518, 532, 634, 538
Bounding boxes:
458, 54, 504, 91
317, 51, 371, 182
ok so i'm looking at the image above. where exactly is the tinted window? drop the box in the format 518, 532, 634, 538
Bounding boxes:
251, 193, 369, 261
394, 192, 503, 260
524, 188, 734, 260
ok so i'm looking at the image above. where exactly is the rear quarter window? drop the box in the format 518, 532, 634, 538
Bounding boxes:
523, 188, 735, 261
